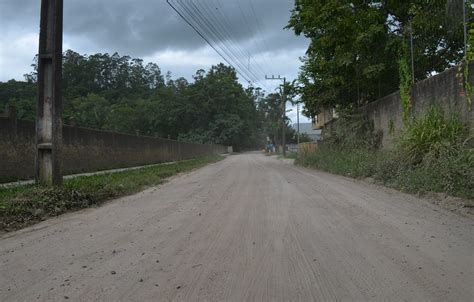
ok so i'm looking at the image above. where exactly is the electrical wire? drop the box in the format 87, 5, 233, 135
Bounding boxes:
198, 0, 267, 78
186, 0, 262, 84
167, 0, 277, 90
247, 0, 275, 73
169, 0, 259, 85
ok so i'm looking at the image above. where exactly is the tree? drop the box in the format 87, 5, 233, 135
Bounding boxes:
1, 50, 265, 150
298, 133, 313, 143
0, 80, 36, 120
256, 92, 295, 146
287, 0, 465, 117
178, 64, 262, 149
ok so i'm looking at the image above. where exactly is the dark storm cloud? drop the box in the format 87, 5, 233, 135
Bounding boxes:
0, 0, 310, 122
0, 0, 305, 57
63, 0, 205, 55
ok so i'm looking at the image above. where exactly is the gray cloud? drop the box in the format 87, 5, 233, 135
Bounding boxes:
1, 1, 308, 85
1, 0, 306, 55
0, 0, 310, 121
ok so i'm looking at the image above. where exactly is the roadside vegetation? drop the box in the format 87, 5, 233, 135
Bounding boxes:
289, 2, 472, 201
287, 1, 466, 117
0, 51, 299, 151
278, 152, 298, 160
296, 107, 474, 200
0, 155, 223, 231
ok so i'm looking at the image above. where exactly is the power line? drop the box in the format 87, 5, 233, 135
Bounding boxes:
199, 0, 268, 79
170, 0, 257, 85
234, 0, 270, 78
208, 0, 270, 87
195, 0, 268, 88
186, 0, 263, 84
247, 0, 275, 73
175, 0, 257, 83
167, 0, 256, 84
167, 0, 272, 90
184, 0, 266, 87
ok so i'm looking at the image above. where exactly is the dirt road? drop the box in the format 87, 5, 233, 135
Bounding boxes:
1, 153, 473, 301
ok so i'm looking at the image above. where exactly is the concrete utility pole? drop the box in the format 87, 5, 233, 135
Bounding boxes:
36, 0, 63, 186
265, 75, 287, 156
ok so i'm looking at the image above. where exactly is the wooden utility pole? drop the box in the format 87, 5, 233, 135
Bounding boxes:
265, 75, 287, 156
36, 0, 63, 186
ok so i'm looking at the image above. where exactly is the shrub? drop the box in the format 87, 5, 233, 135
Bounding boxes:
399, 107, 470, 165
322, 109, 382, 150
298, 106, 474, 199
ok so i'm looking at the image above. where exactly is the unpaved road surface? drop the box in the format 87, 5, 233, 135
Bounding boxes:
1, 153, 473, 301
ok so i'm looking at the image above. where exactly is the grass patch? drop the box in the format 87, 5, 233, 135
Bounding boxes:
297, 147, 473, 199
0, 155, 224, 231
296, 148, 377, 178
296, 107, 474, 199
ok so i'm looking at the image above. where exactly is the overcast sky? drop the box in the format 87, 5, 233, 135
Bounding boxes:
0, 0, 311, 122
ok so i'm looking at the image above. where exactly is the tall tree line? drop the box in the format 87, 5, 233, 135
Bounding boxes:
0, 50, 294, 149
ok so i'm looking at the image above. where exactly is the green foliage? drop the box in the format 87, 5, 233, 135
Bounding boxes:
399, 107, 469, 164
283, 152, 298, 159
469, 27, 474, 62
398, 51, 412, 123
0, 80, 36, 120
297, 107, 473, 199
0, 51, 264, 149
0, 156, 223, 231
65, 94, 109, 129
256, 92, 296, 146
298, 133, 313, 143
321, 110, 381, 150
463, 17, 474, 108
287, 0, 465, 117
462, 61, 473, 108
298, 145, 473, 199
373, 144, 474, 199
388, 119, 395, 135
296, 147, 377, 178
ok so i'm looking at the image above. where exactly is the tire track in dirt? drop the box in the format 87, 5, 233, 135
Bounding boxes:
0, 153, 472, 301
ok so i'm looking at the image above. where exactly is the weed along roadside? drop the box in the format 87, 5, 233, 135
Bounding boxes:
0, 155, 224, 232
296, 107, 474, 211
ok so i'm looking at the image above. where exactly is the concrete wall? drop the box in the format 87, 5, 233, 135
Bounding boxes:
0, 116, 227, 182
360, 63, 474, 148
